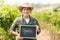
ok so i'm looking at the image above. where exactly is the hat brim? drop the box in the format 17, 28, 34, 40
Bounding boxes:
18, 6, 33, 12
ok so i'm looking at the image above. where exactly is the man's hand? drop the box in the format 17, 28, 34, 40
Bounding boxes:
11, 31, 23, 40
36, 25, 39, 31
16, 34, 23, 40
36, 25, 40, 34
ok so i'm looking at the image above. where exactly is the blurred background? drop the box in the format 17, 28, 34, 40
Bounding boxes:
0, 0, 60, 40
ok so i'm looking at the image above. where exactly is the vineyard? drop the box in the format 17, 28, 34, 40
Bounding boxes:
0, 2, 60, 40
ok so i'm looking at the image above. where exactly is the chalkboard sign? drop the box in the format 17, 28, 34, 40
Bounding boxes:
20, 25, 36, 39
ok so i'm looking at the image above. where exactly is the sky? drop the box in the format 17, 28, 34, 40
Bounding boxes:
4, 0, 60, 5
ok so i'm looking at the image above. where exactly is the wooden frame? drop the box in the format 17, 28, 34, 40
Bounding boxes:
19, 25, 37, 39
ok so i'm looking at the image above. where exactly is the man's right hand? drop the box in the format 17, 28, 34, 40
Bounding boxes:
16, 34, 23, 40
11, 31, 23, 40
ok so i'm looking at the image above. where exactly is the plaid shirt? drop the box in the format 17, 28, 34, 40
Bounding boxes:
10, 16, 41, 34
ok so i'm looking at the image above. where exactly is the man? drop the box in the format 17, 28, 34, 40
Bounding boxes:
10, 3, 41, 40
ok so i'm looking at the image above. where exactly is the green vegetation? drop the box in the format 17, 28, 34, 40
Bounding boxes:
0, 1, 60, 40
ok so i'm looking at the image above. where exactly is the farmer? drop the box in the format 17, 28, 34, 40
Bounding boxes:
10, 3, 41, 40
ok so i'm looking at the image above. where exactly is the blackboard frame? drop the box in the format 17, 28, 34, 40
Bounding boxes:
20, 25, 37, 39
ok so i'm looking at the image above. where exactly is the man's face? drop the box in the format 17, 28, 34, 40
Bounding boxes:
22, 7, 31, 17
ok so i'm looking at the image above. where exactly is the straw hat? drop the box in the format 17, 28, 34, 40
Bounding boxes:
19, 3, 33, 12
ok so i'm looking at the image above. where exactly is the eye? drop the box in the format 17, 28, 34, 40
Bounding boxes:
22, 7, 30, 10
23, 8, 26, 10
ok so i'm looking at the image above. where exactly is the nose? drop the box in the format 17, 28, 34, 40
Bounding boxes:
25, 9, 27, 12
24, 9, 29, 13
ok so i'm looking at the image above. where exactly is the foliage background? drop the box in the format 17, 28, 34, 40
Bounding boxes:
0, 0, 60, 40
